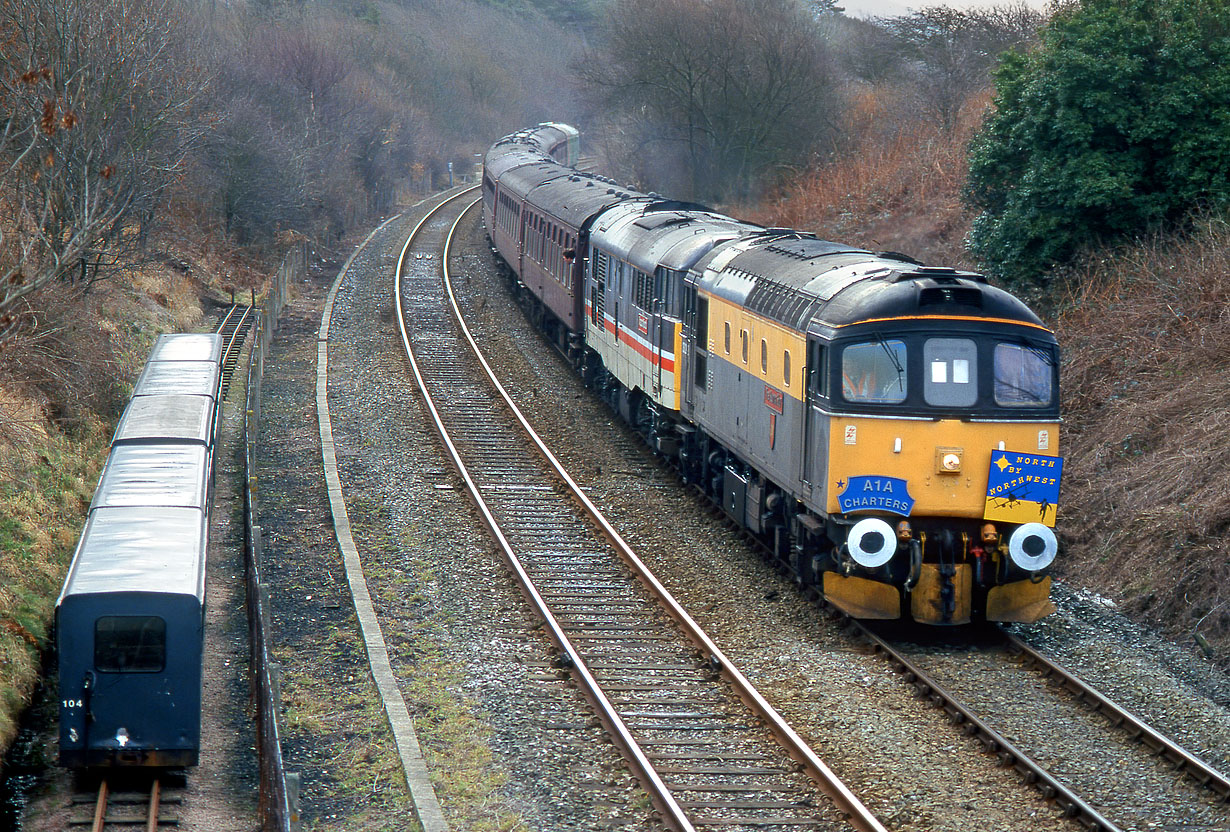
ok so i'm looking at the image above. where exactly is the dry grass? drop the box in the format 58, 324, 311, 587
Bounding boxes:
1055, 217, 1230, 665
744, 84, 989, 267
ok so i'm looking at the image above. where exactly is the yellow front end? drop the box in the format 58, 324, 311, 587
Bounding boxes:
821, 416, 1060, 624
826, 417, 1057, 518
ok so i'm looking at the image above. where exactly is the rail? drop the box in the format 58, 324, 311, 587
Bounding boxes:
850, 620, 1124, 831
1003, 631, 1230, 802
217, 303, 255, 396
85, 775, 171, 832
396, 192, 889, 832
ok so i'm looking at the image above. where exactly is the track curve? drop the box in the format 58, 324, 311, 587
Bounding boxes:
393, 191, 888, 832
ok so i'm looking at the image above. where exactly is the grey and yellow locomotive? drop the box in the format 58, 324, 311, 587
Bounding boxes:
484, 124, 1063, 625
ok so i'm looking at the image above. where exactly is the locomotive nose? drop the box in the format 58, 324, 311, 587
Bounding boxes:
1008, 523, 1058, 571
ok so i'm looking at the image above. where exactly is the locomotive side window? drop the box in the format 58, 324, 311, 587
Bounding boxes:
724, 321, 731, 354
95, 616, 166, 673
994, 343, 1053, 407
924, 338, 978, 407
842, 340, 907, 403
783, 350, 791, 386
694, 296, 711, 390
807, 341, 827, 398
741, 329, 749, 364
760, 339, 768, 373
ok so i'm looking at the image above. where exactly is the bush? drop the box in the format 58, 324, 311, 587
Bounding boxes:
965, 0, 1230, 286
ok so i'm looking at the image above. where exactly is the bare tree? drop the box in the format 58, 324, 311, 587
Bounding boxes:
0, 0, 204, 342
879, 3, 1045, 129
580, 0, 843, 201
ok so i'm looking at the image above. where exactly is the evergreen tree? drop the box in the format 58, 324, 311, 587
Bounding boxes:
965, 0, 1230, 285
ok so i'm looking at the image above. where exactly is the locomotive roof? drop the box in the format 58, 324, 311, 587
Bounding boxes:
112, 394, 215, 446
57, 506, 207, 603
590, 202, 760, 276
147, 333, 223, 364
90, 444, 210, 511
697, 234, 1048, 334
133, 360, 221, 399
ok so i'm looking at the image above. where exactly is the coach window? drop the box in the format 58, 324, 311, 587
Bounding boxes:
994, 342, 1053, 407
783, 350, 791, 386
842, 340, 907, 404
95, 616, 166, 673
924, 338, 977, 407
724, 321, 731, 354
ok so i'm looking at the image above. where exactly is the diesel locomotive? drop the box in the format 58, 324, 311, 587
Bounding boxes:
483, 124, 1063, 625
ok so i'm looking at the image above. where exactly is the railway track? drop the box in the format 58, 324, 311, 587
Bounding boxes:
215, 303, 254, 396
394, 190, 887, 831
691, 487, 1230, 830
845, 619, 1229, 831
576, 342, 1229, 831
71, 774, 180, 831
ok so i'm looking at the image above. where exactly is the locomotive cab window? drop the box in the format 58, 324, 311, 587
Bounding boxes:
995, 343, 1053, 407
924, 338, 977, 407
842, 340, 907, 403
95, 616, 166, 673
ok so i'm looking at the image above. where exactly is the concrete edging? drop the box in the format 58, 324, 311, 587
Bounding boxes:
315, 205, 450, 832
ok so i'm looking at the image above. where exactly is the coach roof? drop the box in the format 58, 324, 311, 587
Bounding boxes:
147, 333, 222, 364
58, 506, 207, 603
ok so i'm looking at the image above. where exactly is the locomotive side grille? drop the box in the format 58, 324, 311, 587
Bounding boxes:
745, 276, 821, 329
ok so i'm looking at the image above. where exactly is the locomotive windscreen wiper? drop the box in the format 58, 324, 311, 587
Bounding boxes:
875, 333, 905, 391
1024, 343, 1055, 366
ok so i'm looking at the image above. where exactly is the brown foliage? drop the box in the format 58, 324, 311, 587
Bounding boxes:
1056, 217, 1230, 666
0, 284, 125, 430
744, 85, 989, 267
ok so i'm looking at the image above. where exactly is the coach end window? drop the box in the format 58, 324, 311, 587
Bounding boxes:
95, 616, 166, 673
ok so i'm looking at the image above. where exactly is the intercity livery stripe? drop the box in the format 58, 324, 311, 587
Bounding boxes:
584, 303, 677, 372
